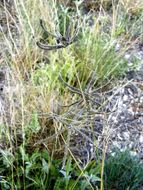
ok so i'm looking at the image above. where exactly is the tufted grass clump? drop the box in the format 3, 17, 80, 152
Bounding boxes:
104, 150, 143, 190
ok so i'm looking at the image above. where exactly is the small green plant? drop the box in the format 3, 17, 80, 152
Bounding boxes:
104, 150, 143, 190
0, 148, 101, 190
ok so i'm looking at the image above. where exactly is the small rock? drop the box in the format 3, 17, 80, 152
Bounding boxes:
123, 132, 130, 140
124, 53, 131, 60
130, 151, 137, 156
139, 135, 143, 143
123, 95, 129, 102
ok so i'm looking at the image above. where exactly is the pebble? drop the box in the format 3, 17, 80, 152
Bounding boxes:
123, 95, 129, 102
140, 136, 143, 144
123, 132, 130, 140
124, 53, 131, 60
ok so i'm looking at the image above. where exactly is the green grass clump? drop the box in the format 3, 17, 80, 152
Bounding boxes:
104, 150, 143, 190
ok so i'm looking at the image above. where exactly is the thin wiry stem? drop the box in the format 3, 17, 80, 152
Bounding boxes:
36, 41, 65, 50
59, 74, 102, 106
37, 16, 80, 50
58, 99, 83, 108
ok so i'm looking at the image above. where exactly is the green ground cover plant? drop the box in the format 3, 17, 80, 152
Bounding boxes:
0, 147, 101, 190
1, 148, 143, 190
